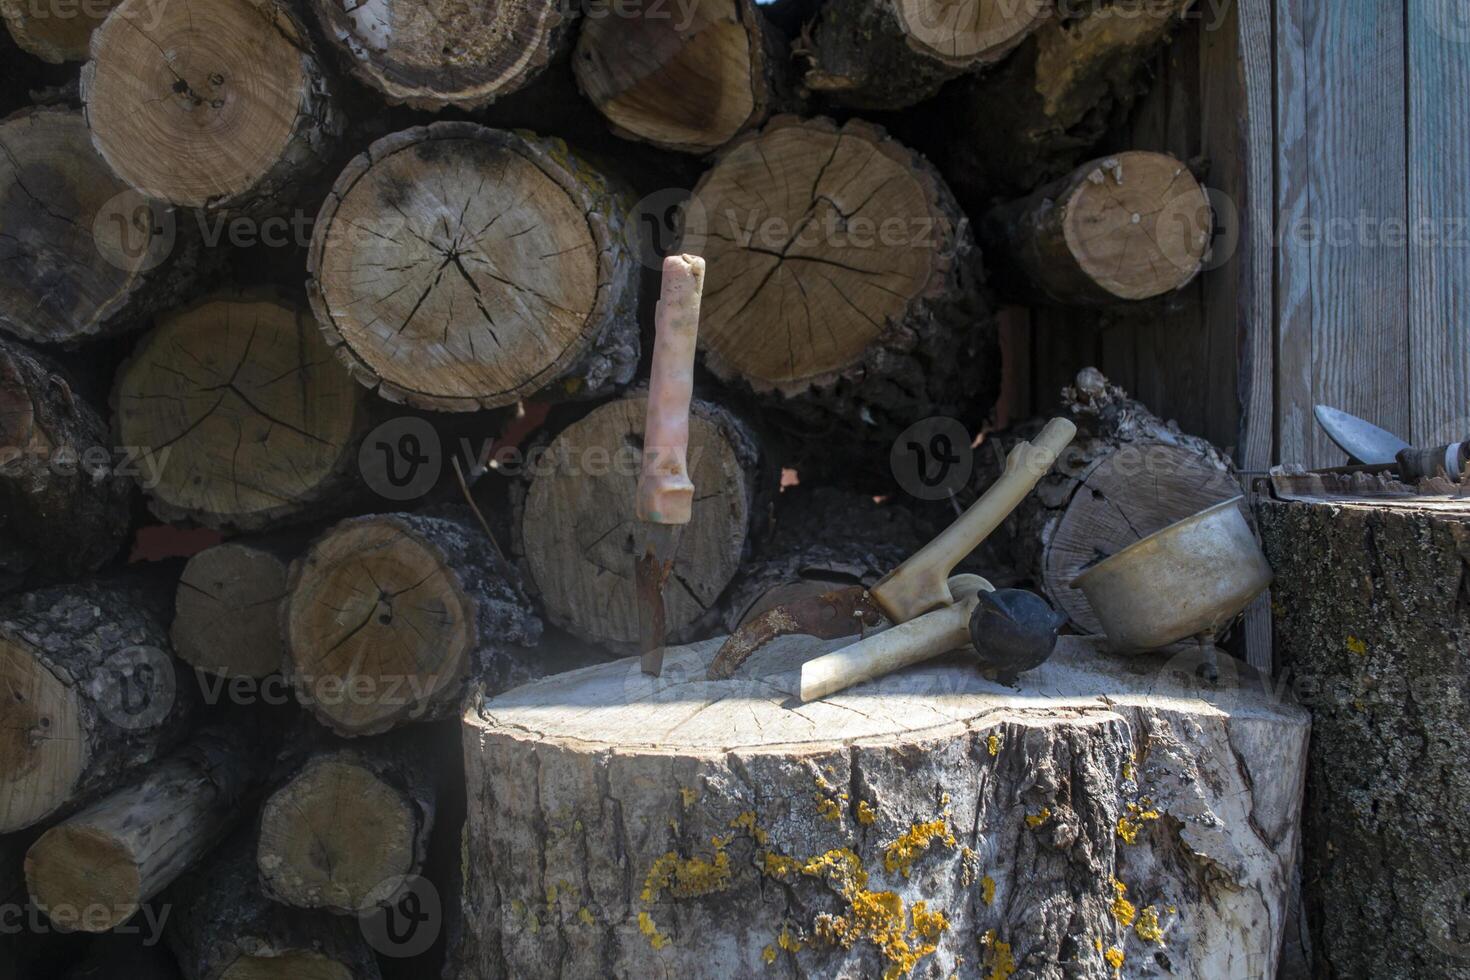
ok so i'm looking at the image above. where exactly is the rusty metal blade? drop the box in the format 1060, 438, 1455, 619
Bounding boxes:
636, 524, 680, 676
705, 586, 887, 680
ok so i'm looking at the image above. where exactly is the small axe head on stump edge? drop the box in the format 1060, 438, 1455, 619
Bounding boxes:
635, 254, 706, 676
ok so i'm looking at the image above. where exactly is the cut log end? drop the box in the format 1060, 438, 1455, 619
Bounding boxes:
0, 637, 84, 833
891, 0, 1049, 66
686, 117, 956, 394
114, 294, 367, 530
309, 124, 639, 411
219, 953, 355, 980
0, 0, 120, 62
172, 542, 291, 678
514, 396, 759, 649
308, 0, 570, 110
83, 0, 339, 211
24, 825, 140, 931
573, 0, 768, 153
257, 757, 417, 913
286, 520, 473, 736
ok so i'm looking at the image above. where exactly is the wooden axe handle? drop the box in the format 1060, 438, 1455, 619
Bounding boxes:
637, 255, 705, 525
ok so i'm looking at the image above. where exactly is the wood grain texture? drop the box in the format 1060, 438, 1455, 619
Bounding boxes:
1407, 3, 1470, 448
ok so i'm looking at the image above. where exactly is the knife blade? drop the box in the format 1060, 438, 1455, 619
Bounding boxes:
1314, 405, 1410, 464
635, 254, 705, 677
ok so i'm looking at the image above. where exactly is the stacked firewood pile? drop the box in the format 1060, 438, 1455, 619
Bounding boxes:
0, 0, 1229, 976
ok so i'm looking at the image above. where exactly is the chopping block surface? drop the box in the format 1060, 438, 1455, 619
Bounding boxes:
460, 636, 1308, 979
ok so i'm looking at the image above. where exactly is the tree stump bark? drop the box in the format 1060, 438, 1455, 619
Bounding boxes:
982, 368, 1240, 634
24, 719, 278, 932
572, 0, 793, 154
682, 116, 997, 476
81, 0, 343, 213
113, 293, 371, 531
0, 0, 121, 62
927, 0, 1195, 206
166, 830, 383, 980
307, 0, 574, 111
981, 152, 1212, 306
283, 508, 544, 737
0, 107, 200, 346
308, 123, 641, 412
801, 0, 1048, 109
1257, 497, 1470, 979
717, 486, 937, 634
0, 577, 195, 834
510, 394, 768, 651
0, 337, 133, 595
460, 634, 1308, 978
256, 727, 440, 915
172, 536, 300, 679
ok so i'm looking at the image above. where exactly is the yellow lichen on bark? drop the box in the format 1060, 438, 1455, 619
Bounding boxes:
883, 819, 956, 877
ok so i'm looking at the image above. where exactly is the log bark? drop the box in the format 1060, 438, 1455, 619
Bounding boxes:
510, 394, 770, 651
801, 0, 1048, 109
283, 508, 544, 737
81, 0, 344, 213
0, 0, 120, 63
24, 719, 279, 932
171, 535, 302, 679
573, 0, 795, 154
0, 337, 133, 595
717, 486, 939, 634
927, 0, 1195, 206
256, 726, 440, 915
980, 368, 1240, 635
0, 576, 196, 834
1257, 497, 1470, 979
981, 151, 1212, 306
682, 115, 997, 479
307, 0, 574, 111
0, 107, 202, 345
308, 122, 641, 412
166, 830, 383, 980
113, 293, 371, 531
460, 634, 1308, 978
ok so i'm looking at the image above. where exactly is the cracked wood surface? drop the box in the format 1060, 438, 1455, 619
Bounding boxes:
682, 115, 996, 482
81, 0, 343, 213
308, 0, 573, 111
461, 634, 1307, 978
308, 123, 640, 411
113, 293, 369, 531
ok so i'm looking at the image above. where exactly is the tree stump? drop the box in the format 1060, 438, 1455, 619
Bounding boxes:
24, 720, 277, 932
283, 509, 544, 737
307, 0, 573, 111
0, 0, 121, 62
983, 368, 1240, 634
81, 0, 343, 213
460, 634, 1308, 978
308, 123, 641, 412
511, 394, 768, 651
113, 293, 370, 531
0, 108, 199, 346
256, 727, 440, 915
0, 337, 133, 595
981, 152, 1212, 306
572, 0, 792, 154
166, 830, 383, 980
0, 577, 195, 834
927, 0, 1195, 206
1257, 497, 1470, 979
172, 537, 299, 679
802, 0, 1048, 109
682, 116, 996, 474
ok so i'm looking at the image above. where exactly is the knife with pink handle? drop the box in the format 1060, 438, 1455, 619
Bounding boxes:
636, 254, 705, 676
